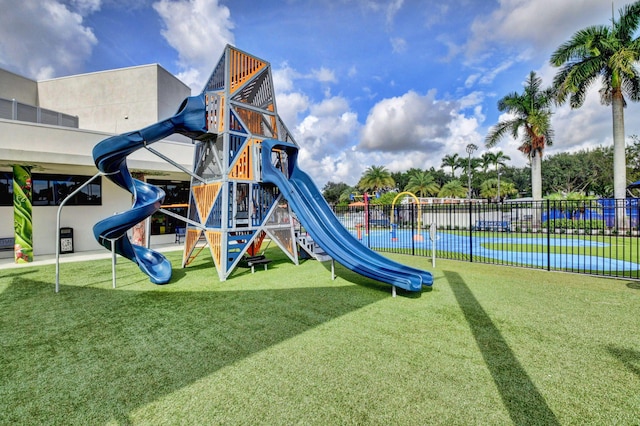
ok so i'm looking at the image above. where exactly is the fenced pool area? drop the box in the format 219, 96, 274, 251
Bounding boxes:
332, 199, 640, 280
353, 229, 640, 275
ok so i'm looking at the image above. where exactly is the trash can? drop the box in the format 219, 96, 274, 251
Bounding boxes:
60, 227, 74, 254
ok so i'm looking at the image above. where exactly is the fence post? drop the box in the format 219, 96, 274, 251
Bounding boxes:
546, 199, 551, 271
411, 203, 415, 256
469, 201, 473, 262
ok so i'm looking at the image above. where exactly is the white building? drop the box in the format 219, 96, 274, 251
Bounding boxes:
0, 64, 195, 259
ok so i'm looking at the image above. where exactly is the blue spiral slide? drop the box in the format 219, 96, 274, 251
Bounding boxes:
92, 95, 208, 284
262, 139, 433, 292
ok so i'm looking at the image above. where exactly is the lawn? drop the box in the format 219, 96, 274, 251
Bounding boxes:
1, 248, 639, 424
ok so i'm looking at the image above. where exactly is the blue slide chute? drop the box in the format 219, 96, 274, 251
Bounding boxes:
261, 139, 433, 292
92, 95, 208, 284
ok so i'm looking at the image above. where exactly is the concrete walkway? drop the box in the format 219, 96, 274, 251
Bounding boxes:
0, 244, 184, 270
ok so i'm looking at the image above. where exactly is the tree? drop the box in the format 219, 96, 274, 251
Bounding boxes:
441, 153, 460, 178
437, 180, 467, 198
357, 165, 395, 193
541, 146, 614, 197
481, 152, 496, 173
490, 151, 511, 201
627, 135, 640, 185
485, 71, 554, 200
339, 186, 358, 204
322, 181, 350, 206
404, 171, 440, 197
550, 1, 640, 201
480, 178, 517, 201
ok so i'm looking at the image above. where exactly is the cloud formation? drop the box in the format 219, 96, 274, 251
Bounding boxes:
153, 0, 234, 93
359, 90, 460, 152
0, 0, 97, 79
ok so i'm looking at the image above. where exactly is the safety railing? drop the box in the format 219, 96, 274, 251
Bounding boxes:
332, 199, 640, 280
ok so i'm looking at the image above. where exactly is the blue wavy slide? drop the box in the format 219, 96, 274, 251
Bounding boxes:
261, 139, 433, 292
92, 95, 208, 284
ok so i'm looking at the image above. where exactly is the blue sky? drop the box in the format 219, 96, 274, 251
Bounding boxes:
2, 0, 640, 188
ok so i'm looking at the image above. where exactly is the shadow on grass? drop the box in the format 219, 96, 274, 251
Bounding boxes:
316, 257, 431, 298
607, 346, 640, 378
444, 270, 559, 426
0, 276, 386, 424
627, 281, 640, 290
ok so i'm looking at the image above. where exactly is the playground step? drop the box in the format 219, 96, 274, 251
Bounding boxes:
295, 232, 332, 262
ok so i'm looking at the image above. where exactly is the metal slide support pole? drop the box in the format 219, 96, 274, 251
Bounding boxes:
111, 239, 116, 289
143, 144, 206, 184
55, 172, 104, 293
392, 285, 396, 298
157, 208, 207, 230
331, 259, 335, 280
430, 222, 437, 268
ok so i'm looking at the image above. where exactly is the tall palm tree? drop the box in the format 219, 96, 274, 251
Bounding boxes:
485, 71, 554, 200
441, 153, 460, 178
491, 151, 511, 202
481, 152, 496, 173
550, 1, 640, 201
357, 165, 395, 194
404, 171, 440, 197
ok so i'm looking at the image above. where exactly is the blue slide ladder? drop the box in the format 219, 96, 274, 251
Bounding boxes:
261, 139, 433, 292
92, 95, 208, 284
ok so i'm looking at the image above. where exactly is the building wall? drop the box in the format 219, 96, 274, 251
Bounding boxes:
0, 69, 37, 104
157, 66, 193, 119
0, 64, 196, 259
0, 120, 194, 258
37, 64, 191, 134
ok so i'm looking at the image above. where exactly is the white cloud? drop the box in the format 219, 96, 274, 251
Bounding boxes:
153, 0, 234, 93
0, 0, 97, 79
275, 91, 310, 132
390, 37, 407, 53
273, 62, 301, 93
69, 0, 101, 14
467, 0, 613, 61
359, 90, 458, 152
311, 67, 337, 83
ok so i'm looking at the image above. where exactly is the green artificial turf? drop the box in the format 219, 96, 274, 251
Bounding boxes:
1, 248, 639, 424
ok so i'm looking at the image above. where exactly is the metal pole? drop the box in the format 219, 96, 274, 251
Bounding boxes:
111, 238, 117, 289
55, 172, 104, 293
466, 143, 477, 200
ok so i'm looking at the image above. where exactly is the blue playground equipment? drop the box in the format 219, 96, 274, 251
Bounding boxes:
92, 95, 208, 284
92, 45, 432, 292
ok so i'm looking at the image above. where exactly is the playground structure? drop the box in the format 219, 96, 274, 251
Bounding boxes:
391, 191, 424, 241
91, 45, 432, 292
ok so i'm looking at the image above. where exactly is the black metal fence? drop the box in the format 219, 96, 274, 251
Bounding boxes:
331, 199, 640, 280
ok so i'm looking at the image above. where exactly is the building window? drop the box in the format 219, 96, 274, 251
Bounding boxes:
148, 180, 190, 235
0, 172, 12, 206
32, 174, 102, 206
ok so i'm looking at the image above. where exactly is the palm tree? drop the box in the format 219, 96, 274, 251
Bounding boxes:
437, 180, 467, 198
481, 152, 496, 173
485, 71, 554, 200
550, 1, 640, 202
491, 151, 511, 202
441, 153, 460, 178
404, 171, 440, 197
357, 165, 395, 194
480, 178, 517, 201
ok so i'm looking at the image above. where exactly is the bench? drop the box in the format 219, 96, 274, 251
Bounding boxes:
175, 227, 185, 244
245, 255, 272, 273
473, 221, 511, 232
0, 236, 14, 251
